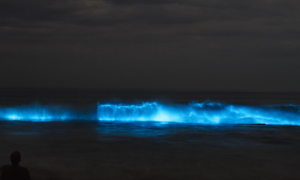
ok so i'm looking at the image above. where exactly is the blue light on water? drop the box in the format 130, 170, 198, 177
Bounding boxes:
1, 101, 300, 125
0, 104, 72, 121
97, 102, 159, 121
97, 101, 300, 125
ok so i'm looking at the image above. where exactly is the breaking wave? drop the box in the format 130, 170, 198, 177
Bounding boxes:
97, 101, 300, 125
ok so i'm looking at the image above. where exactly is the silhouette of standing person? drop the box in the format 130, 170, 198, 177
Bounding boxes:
0, 151, 31, 180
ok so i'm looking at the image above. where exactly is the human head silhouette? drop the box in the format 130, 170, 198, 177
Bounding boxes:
10, 151, 21, 165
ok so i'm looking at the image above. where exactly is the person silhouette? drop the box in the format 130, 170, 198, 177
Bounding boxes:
0, 151, 31, 180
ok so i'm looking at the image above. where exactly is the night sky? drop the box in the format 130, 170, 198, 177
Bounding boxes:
0, 0, 299, 92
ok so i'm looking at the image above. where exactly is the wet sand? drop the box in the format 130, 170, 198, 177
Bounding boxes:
1, 121, 300, 180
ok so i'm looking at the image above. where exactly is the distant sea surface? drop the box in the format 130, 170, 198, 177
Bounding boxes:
1, 88, 300, 105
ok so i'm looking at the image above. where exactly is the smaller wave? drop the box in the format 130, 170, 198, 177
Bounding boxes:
0, 104, 93, 121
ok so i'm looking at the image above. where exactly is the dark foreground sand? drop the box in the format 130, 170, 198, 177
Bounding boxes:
1, 121, 300, 180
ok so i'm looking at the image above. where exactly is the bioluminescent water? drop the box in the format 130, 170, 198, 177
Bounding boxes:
1, 101, 300, 125
97, 101, 300, 125
0, 104, 94, 121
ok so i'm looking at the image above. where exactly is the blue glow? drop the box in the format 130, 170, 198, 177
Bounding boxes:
1, 101, 300, 125
0, 104, 74, 121
97, 101, 300, 125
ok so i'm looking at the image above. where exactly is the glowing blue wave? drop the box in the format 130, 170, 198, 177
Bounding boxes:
0, 104, 80, 121
97, 101, 300, 125
1, 101, 300, 125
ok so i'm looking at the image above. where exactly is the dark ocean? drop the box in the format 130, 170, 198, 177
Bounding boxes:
1, 89, 300, 180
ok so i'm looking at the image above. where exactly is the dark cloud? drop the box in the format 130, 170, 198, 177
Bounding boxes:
1, 0, 299, 28
0, 0, 300, 91
0, 0, 75, 22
